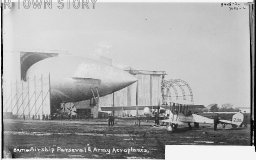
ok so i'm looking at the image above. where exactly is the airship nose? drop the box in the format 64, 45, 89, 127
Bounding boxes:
100, 67, 137, 94
71, 57, 137, 96
116, 71, 137, 88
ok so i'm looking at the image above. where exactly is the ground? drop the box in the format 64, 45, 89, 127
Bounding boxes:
3, 118, 251, 159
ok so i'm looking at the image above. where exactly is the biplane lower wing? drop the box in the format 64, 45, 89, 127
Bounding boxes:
161, 114, 212, 124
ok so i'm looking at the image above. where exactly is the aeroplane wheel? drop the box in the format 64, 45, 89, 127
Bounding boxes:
194, 122, 199, 128
231, 124, 237, 128
167, 123, 174, 132
173, 124, 178, 129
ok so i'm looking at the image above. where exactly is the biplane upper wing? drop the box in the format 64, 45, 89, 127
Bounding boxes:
100, 106, 158, 111
160, 105, 205, 110
101, 105, 205, 111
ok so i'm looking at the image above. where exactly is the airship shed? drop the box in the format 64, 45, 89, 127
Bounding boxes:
3, 51, 194, 119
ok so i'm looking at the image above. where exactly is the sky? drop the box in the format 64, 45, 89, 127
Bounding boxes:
3, 2, 251, 108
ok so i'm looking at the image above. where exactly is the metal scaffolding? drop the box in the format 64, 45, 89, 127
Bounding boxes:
161, 79, 194, 105
3, 74, 51, 119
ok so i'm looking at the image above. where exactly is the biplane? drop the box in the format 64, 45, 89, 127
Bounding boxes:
161, 104, 244, 131
101, 103, 244, 131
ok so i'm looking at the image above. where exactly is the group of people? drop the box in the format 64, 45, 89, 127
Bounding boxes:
21, 114, 52, 120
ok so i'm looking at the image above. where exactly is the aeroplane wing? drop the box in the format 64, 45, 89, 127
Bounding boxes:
161, 118, 185, 125
101, 104, 205, 111
161, 113, 214, 124
100, 106, 158, 111
160, 105, 205, 110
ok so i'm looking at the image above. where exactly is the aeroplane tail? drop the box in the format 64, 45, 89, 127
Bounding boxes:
231, 112, 244, 126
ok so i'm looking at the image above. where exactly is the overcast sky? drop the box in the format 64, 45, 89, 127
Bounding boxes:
3, 2, 250, 107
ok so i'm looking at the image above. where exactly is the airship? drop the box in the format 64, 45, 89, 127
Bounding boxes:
24, 54, 137, 112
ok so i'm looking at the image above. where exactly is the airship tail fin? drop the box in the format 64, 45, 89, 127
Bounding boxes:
20, 52, 58, 81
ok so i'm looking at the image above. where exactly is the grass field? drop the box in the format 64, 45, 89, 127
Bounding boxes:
3, 118, 251, 159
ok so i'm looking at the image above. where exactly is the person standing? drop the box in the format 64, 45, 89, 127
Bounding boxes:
213, 114, 219, 131
111, 115, 115, 126
243, 111, 248, 128
108, 114, 111, 126
188, 122, 192, 129
155, 114, 159, 125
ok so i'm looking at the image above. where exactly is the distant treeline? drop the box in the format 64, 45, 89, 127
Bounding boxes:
204, 104, 240, 112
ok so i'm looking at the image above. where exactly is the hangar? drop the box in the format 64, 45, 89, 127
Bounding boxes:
3, 51, 194, 119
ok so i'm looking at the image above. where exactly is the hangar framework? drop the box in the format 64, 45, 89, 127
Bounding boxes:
3, 74, 51, 119
161, 79, 194, 105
